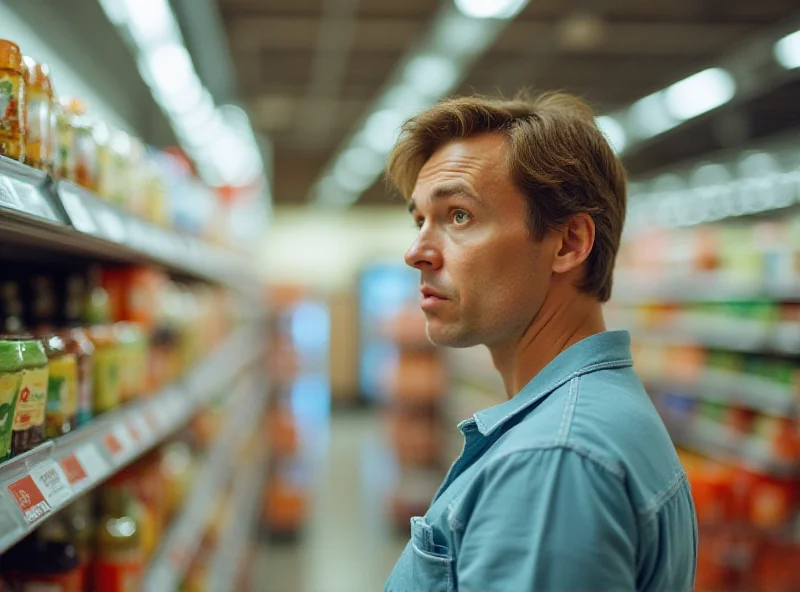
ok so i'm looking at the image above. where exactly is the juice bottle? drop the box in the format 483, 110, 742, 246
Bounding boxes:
116, 322, 147, 403
94, 474, 144, 591
0, 39, 26, 162
10, 338, 48, 456
61, 495, 94, 590
58, 274, 94, 427
0, 339, 23, 462
85, 267, 120, 414
22, 56, 54, 174
64, 99, 97, 192
28, 275, 78, 438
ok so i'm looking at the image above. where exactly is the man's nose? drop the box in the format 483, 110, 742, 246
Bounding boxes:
404, 234, 443, 271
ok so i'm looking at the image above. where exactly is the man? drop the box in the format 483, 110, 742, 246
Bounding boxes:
383, 93, 697, 592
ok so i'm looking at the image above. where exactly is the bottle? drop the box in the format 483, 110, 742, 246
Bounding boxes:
5, 518, 82, 591
0, 39, 26, 163
55, 97, 76, 182
0, 339, 23, 462
58, 274, 94, 427
85, 268, 120, 415
67, 99, 98, 192
29, 275, 78, 438
61, 495, 94, 589
22, 57, 54, 174
1, 281, 48, 456
94, 474, 144, 591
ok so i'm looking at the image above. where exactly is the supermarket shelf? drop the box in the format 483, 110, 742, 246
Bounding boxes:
142, 372, 268, 592
667, 419, 799, 479
612, 272, 800, 304
0, 156, 259, 296
0, 327, 262, 554
205, 429, 268, 592
646, 368, 799, 418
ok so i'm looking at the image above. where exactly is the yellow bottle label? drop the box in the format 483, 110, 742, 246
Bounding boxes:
94, 347, 120, 413
13, 366, 49, 431
48, 353, 78, 418
0, 372, 21, 457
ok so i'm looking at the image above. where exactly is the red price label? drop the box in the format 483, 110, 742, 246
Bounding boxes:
7, 476, 50, 524
127, 420, 141, 444
104, 432, 123, 457
60, 454, 88, 486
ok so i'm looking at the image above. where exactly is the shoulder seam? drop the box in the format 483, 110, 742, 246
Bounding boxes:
447, 443, 625, 533
638, 468, 688, 521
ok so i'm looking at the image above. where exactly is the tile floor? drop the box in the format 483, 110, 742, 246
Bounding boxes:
250, 411, 408, 592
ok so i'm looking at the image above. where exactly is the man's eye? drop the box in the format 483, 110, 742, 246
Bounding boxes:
414, 218, 424, 229
453, 210, 471, 225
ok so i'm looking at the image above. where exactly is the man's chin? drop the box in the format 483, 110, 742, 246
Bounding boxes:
425, 321, 478, 349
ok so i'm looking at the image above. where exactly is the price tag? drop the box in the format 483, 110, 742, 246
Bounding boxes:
113, 423, 137, 454
75, 443, 109, 481
0, 176, 21, 209
145, 408, 160, 432
132, 413, 153, 443
59, 453, 89, 488
95, 207, 127, 244
127, 419, 141, 445
59, 186, 98, 235
103, 431, 124, 458
10, 179, 58, 222
7, 476, 50, 524
30, 461, 72, 508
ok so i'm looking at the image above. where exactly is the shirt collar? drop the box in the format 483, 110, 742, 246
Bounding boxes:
465, 330, 634, 437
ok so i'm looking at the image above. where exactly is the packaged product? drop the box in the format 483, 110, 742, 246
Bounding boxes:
0, 39, 26, 162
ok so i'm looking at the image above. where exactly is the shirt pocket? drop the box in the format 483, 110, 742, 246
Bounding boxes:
385, 516, 454, 592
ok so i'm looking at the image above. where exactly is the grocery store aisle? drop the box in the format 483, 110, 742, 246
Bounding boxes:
251, 410, 407, 592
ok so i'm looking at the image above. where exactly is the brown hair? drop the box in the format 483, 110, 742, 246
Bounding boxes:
386, 92, 627, 302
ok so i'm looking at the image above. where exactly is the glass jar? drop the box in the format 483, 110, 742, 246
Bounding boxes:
0, 39, 26, 162
23, 57, 55, 174
94, 476, 144, 591
68, 99, 98, 192
0, 339, 23, 462
55, 98, 76, 182
10, 338, 48, 456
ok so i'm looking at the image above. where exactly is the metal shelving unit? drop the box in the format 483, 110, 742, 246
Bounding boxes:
0, 328, 262, 554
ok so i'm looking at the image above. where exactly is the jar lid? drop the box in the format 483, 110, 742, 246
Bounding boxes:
0, 40, 22, 74
16, 338, 47, 368
23, 56, 52, 93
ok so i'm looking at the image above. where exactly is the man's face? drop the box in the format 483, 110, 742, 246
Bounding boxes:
406, 133, 557, 348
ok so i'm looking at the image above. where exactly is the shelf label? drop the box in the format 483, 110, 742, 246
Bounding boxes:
75, 443, 109, 481
59, 186, 98, 235
132, 413, 153, 444
103, 431, 123, 458
7, 476, 50, 524
30, 461, 72, 508
60, 453, 89, 488
10, 179, 58, 222
95, 207, 127, 244
145, 408, 160, 432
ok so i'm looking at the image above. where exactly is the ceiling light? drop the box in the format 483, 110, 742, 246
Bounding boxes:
595, 115, 626, 153
434, 12, 489, 56
629, 93, 676, 139
453, 0, 528, 20
774, 30, 800, 69
362, 109, 407, 153
404, 54, 459, 99
146, 44, 197, 97
663, 68, 735, 121
122, 0, 176, 48
338, 147, 386, 178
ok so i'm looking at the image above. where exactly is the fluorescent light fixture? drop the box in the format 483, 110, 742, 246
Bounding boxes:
146, 44, 196, 97
453, 0, 528, 20
338, 147, 386, 178
774, 30, 800, 69
629, 93, 676, 139
316, 177, 359, 206
404, 54, 459, 99
434, 12, 490, 56
123, 0, 175, 47
595, 115, 626, 153
663, 68, 735, 121
97, 0, 128, 26
362, 109, 407, 153
382, 84, 423, 110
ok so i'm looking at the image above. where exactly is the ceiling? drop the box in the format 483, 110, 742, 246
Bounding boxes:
219, 0, 800, 206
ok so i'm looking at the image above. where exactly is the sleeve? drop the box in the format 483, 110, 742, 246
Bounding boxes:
454, 447, 638, 592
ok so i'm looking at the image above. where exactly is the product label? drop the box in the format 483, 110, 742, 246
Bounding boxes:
7, 475, 50, 523
47, 354, 78, 418
94, 559, 142, 592
77, 353, 93, 420
0, 74, 21, 131
13, 367, 49, 431
27, 94, 48, 144
0, 372, 20, 458
93, 348, 120, 413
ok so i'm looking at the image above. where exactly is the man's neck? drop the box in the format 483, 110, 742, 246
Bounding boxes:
489, 289, 606, 398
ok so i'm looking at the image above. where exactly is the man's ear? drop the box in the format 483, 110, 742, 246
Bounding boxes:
552, 214, 595, 275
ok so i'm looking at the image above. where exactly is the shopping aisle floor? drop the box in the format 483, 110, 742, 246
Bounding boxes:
251, 410, 408, 592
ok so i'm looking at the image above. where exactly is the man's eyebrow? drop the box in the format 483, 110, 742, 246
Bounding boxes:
408, 182, 480, 214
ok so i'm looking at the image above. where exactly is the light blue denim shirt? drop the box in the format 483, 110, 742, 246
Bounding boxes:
385, 330, 698, 592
